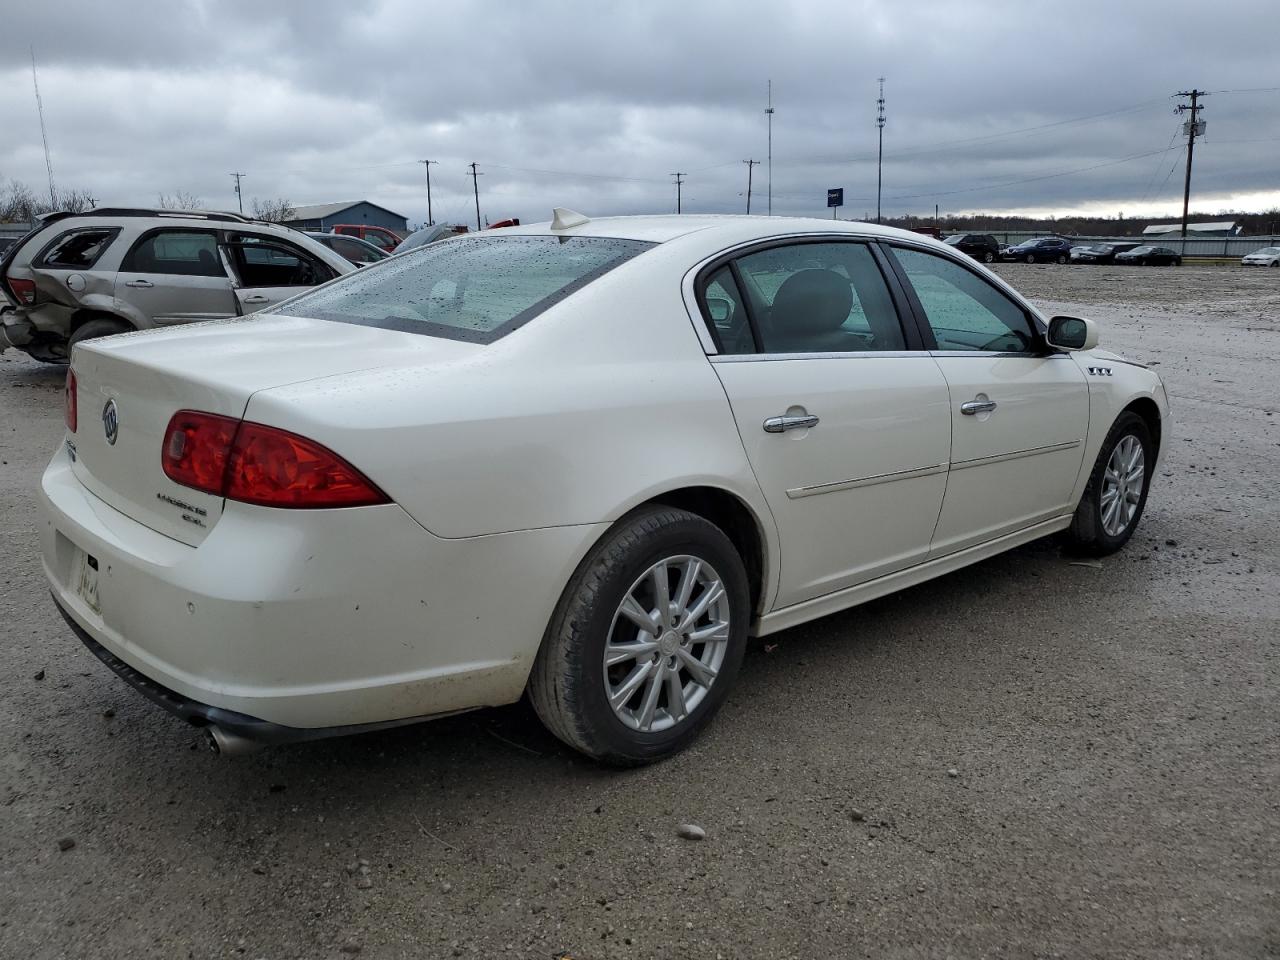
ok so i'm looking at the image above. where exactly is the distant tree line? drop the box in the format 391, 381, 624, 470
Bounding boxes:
885, 208, 1280, 237
1, 176, 296, 225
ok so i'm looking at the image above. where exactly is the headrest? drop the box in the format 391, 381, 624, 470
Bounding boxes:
770, 269, 852, 334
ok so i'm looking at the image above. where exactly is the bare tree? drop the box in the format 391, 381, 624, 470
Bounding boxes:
157, 190, 204, 210
250, 197, 296, 222
0, 179, 38, 222
52, 187, 96, 214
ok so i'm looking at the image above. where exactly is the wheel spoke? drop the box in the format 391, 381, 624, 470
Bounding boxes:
671, 558, 701, 624
683, 579, 725, 625
651, 562, 672, 627
676, 646, 719, 687
1100, 486, 1119, 507
1101, 498, 1119, 531
665, 669, 687, 722
605, 639, 658, 667
618, 595, 659, 635
637, 670, 663, 730
1126, 465, 1145, 486
1125, 489, 1141, 504
687, 620, 730, 644
610, 660, 655, 711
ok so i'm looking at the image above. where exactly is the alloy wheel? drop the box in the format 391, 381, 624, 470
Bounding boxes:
604, 555, 731, 733
1100, 435, 1145, 536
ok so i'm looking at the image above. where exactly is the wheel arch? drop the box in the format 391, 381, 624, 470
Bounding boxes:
1122, 396, 1162, 458
628, 485, 772, 617
69, 308, 137, 337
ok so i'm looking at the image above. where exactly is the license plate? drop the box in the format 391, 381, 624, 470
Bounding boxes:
74, 550, 101, 614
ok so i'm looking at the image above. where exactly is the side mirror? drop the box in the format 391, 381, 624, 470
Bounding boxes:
1046, 315, 1098, 351
705, 297, 732, 323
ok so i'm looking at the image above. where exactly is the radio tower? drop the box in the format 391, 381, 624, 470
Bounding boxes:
765, 80, 775, 216
876, 78, 886, 224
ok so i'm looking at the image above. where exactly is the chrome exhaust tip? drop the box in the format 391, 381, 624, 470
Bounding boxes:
203, 726, 263, 757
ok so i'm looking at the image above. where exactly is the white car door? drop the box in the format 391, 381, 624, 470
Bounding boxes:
701, 240, 953, 609
224, 238, 337, 313
885, 244, 1090, 556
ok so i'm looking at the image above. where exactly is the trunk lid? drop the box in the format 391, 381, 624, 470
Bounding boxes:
69, 314, 479, 545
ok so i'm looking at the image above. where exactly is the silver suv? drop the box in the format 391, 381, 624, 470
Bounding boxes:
0, 208, 354, 362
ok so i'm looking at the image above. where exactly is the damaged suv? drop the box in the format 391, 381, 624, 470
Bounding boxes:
0, 209, 353, 362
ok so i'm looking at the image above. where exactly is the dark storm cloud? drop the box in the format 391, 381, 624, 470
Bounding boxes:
1, 0, 1277, 226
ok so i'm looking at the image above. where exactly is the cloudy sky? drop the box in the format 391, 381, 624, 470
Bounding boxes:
2, 0, 1278, 228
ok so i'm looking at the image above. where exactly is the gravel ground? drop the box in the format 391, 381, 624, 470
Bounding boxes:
1, 263, 1277, 959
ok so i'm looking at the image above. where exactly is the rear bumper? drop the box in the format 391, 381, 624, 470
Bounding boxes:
40, 445, 605, 731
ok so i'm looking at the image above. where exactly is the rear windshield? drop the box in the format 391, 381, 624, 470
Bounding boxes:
277, 235, 652, 343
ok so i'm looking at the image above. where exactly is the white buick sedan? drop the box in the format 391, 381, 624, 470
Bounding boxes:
42, 212, 1167, 764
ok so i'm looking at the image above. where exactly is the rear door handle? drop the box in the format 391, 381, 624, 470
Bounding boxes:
960, 399, 998, 416
763, 414, 819, 433
241, 294, 270, 304
123, 279, 154, 288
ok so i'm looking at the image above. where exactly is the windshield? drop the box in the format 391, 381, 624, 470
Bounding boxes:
1128, 246, 1153, 254
1253, 247, 1280, 255
276, 235, 653, 343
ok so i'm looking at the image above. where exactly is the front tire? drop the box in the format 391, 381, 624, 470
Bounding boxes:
1055, 254, 1068, 265
1065, 411, 1154, 555
1025, 254, 1036, 264
983, 251, 996, 263
529, 506, 750, 766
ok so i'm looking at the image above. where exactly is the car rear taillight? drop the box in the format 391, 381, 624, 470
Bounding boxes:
65, 369, 77, 433
161, 410, 389, 509
7, 277, 36, 305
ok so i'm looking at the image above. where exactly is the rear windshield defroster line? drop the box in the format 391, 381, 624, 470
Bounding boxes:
275, 235, 655, 344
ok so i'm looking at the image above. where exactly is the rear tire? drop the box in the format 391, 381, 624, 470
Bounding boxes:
1055, 254, 1068, 265
1025, 254, 1036, 264
1064, 411, 1154, 556
983, 251, 996, 263
529, 506, 750, 766
68, 317, 133, 355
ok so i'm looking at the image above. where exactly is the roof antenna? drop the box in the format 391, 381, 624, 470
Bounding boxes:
551, 207, 589, 230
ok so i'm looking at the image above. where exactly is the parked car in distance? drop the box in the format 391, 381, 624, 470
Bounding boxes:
331, 224, 403, 252
1001, 237, 1075, 264
43, 212, 1167, 765
1114, 245, 1182, 266
1069, 242, 1143, 265
394, 223, 469, 254
1241, 246, 1280, 267
0, 208, 353, 362
944, 233, 1000, 263
307, 232, 389, 267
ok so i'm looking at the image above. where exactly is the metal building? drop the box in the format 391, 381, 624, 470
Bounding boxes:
283, 200, 409, 235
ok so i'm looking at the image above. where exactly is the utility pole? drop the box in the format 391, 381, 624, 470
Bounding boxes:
1175, 89, 1208, 239
765, 80, 774, 216
743, 159, 759, 214
876, 78, 886, 224
467, 162, 483, 230
671, 172, 686, 214
229, 172, 245, 214
419, 160, 439, 225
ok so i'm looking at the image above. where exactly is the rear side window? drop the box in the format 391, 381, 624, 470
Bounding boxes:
37, 228, 119, 269
277, 235, 653, 344
122, 230, 225, 277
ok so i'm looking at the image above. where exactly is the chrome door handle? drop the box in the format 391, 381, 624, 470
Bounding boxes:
960, 399, 998, 416
241, 294, 270, 304
124, 279, 154, 288
763, 414, 819, 433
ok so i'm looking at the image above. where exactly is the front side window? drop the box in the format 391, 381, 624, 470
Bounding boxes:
727, 241, 906, 354
38, 228, 119, 269
891, 246, 1036, 352
123, 230, 224, 277
276, 235, 653, 343
227, 238, 330, 288
332, 237, 386, 264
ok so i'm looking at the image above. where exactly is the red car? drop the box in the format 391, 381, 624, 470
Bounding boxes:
331, 224, 403, 252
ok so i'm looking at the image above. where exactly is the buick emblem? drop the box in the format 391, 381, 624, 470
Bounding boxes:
102, 399, 119, 446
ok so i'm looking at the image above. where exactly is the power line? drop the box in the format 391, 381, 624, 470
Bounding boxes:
743, 159, 759, 214
1138, 122, 1185, 206
671, 172, 686, 214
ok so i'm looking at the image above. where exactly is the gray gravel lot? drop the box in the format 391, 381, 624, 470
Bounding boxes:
1, 263, 1277, 959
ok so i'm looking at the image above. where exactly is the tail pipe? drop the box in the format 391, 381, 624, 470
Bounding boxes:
203, 726, 263, 757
